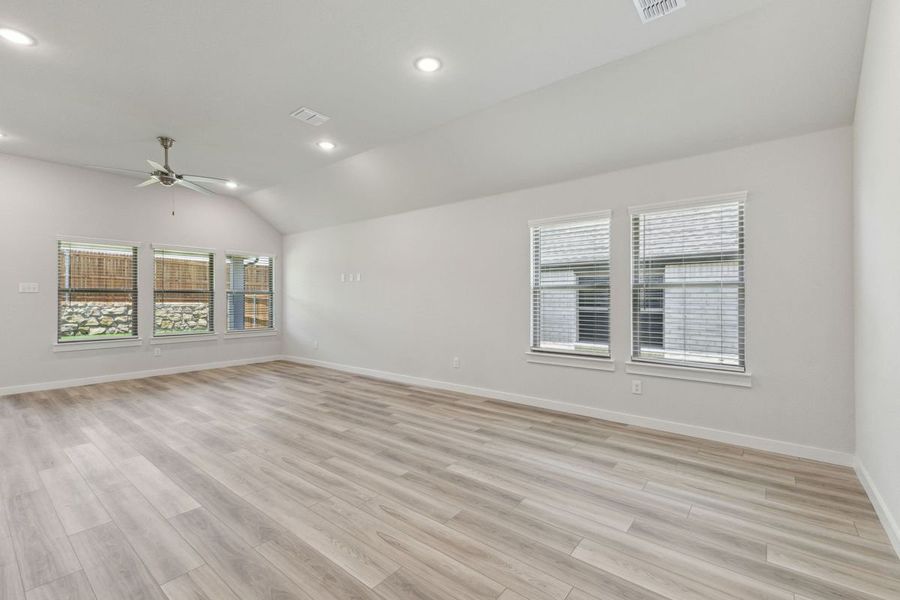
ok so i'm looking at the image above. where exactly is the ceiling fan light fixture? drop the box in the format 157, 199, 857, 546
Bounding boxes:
0, 28, 36, 46
317, 140, 336, 151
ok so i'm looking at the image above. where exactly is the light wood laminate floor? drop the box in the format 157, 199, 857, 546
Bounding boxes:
1, 361, 897, 600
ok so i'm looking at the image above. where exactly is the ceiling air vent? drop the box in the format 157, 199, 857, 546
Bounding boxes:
633, 0, 686, 23
289, 106, 331, 127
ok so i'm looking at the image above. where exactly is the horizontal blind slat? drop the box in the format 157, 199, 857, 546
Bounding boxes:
532, 214, 611, 358
631, 198, 745, 371
57, 241, 139, 342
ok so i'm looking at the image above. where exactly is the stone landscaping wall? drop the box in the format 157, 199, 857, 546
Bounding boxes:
59, 302, 134, 337
154, 302, 210, 333
59, 301, 210, 338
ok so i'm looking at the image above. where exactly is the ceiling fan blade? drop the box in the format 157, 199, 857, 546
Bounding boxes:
147, 159, 168, 172
175, 178, 213, 195
86, 164, 151, 176
180, 174, 230, 184
135, 177, 158, 188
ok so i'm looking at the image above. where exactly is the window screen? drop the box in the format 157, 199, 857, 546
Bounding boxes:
531, 213, 611, 358
153, 248, 214, 336
57, 241, 138, 342
226, 254, 274, 332
631, 195, 745, 370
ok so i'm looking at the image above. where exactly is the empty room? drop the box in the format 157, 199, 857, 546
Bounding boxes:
1, 0, 899, 598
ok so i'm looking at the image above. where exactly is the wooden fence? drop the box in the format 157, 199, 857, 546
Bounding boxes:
58, 249, 272, 313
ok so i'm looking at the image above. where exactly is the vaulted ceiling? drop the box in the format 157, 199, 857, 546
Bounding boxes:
0, 0, 870, 232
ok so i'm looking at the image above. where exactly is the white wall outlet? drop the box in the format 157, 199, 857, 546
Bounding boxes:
355, 272, 362, 282
452, 357, 460, 369
631, 380, 643, 395
18, 282, 39, 293
313, 339, 319, 349
340, 273, 346, 282
153, 347, 162, 357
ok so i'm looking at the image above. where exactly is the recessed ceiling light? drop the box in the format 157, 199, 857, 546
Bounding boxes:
226, 181, 238, 189
0, 132, 5, 138
317, 140, 336, 151
0, 28, 36, 46
414, 57, 442, 73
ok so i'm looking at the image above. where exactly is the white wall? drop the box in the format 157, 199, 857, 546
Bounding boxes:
853, 0, 900, 552
0, 153, 282, 393
283, 127, 855, 461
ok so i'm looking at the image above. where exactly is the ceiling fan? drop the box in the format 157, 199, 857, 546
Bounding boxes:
88, 136, 233, 195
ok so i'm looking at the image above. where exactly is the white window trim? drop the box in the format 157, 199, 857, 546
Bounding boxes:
529, 209, 612, 227
530, 209, 613, 360
626, 191, 748, 216
224, 329, 279, 339
625, 361, 751, 387
57, 235, 145, 248
53, 338, 143, 352
55, 236, 143, 349
224, 251, 276, 334
150, 243, 216, 254
149, 333, 220, 345
152, 244, 216, 338
628, 191, 748, 374
525, 351, 615, 372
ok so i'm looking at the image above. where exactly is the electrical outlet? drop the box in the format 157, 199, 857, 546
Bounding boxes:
153, 347, 162, 357
631, 380, 643, 395
313, 339, 319, 350
340, 273, 346, 282
452, 357, 460, 369
356, 272, 362, 282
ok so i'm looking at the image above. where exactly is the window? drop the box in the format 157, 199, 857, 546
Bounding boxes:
531, 212, 611, 358
57, 241, 138, 342
226, 254, 274, 332
153, 248, 214, 336
631, 194, 745, 370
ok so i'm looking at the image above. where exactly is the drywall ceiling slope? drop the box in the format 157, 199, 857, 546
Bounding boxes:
0, 0, 771, 196
243, 0, 869, 232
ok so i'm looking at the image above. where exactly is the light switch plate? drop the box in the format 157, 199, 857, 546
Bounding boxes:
18, 282, 39, 293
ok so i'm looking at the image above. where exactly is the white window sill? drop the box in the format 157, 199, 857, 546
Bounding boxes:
625, 361, 752, 388
224, 329, 279, 339
53, 338, 143, 352
150, 333, 219, 345
526, 351, 615, 372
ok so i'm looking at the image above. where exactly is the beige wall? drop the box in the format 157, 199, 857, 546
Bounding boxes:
0, 153, 282, 393
284, 127, 855, 461
853, 0, 900, 553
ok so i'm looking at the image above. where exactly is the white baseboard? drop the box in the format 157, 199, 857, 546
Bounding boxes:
0, 355, 284, 397
281, 355, 854, 467
855, 458, 900, 558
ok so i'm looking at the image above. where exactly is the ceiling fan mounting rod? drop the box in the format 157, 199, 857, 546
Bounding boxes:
157, 136, 175, 171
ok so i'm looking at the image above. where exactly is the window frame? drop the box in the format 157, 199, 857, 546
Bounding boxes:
529, 210, 612, 360
629, 192, 747, 373
56, 237, 141, 346
225, 252, 276, 334
151, 244, 216, 338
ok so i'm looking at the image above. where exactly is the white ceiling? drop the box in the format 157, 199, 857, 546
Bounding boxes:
0, 0, 870, 232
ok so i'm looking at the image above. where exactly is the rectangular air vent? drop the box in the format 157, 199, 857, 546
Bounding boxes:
289, 106, 331, 126
633, 0, 686, 23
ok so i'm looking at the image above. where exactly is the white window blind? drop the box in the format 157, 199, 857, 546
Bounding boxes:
226, 254, 274, 332
631, 194, 745, 370
531, 212, 611, 358
57, 241, 139, 342
153, 248, 214, 336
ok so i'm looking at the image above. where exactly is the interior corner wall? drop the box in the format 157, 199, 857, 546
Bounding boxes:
852, 0, 900, 553
283, 126, 855, 460
0, 153, 283, 393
